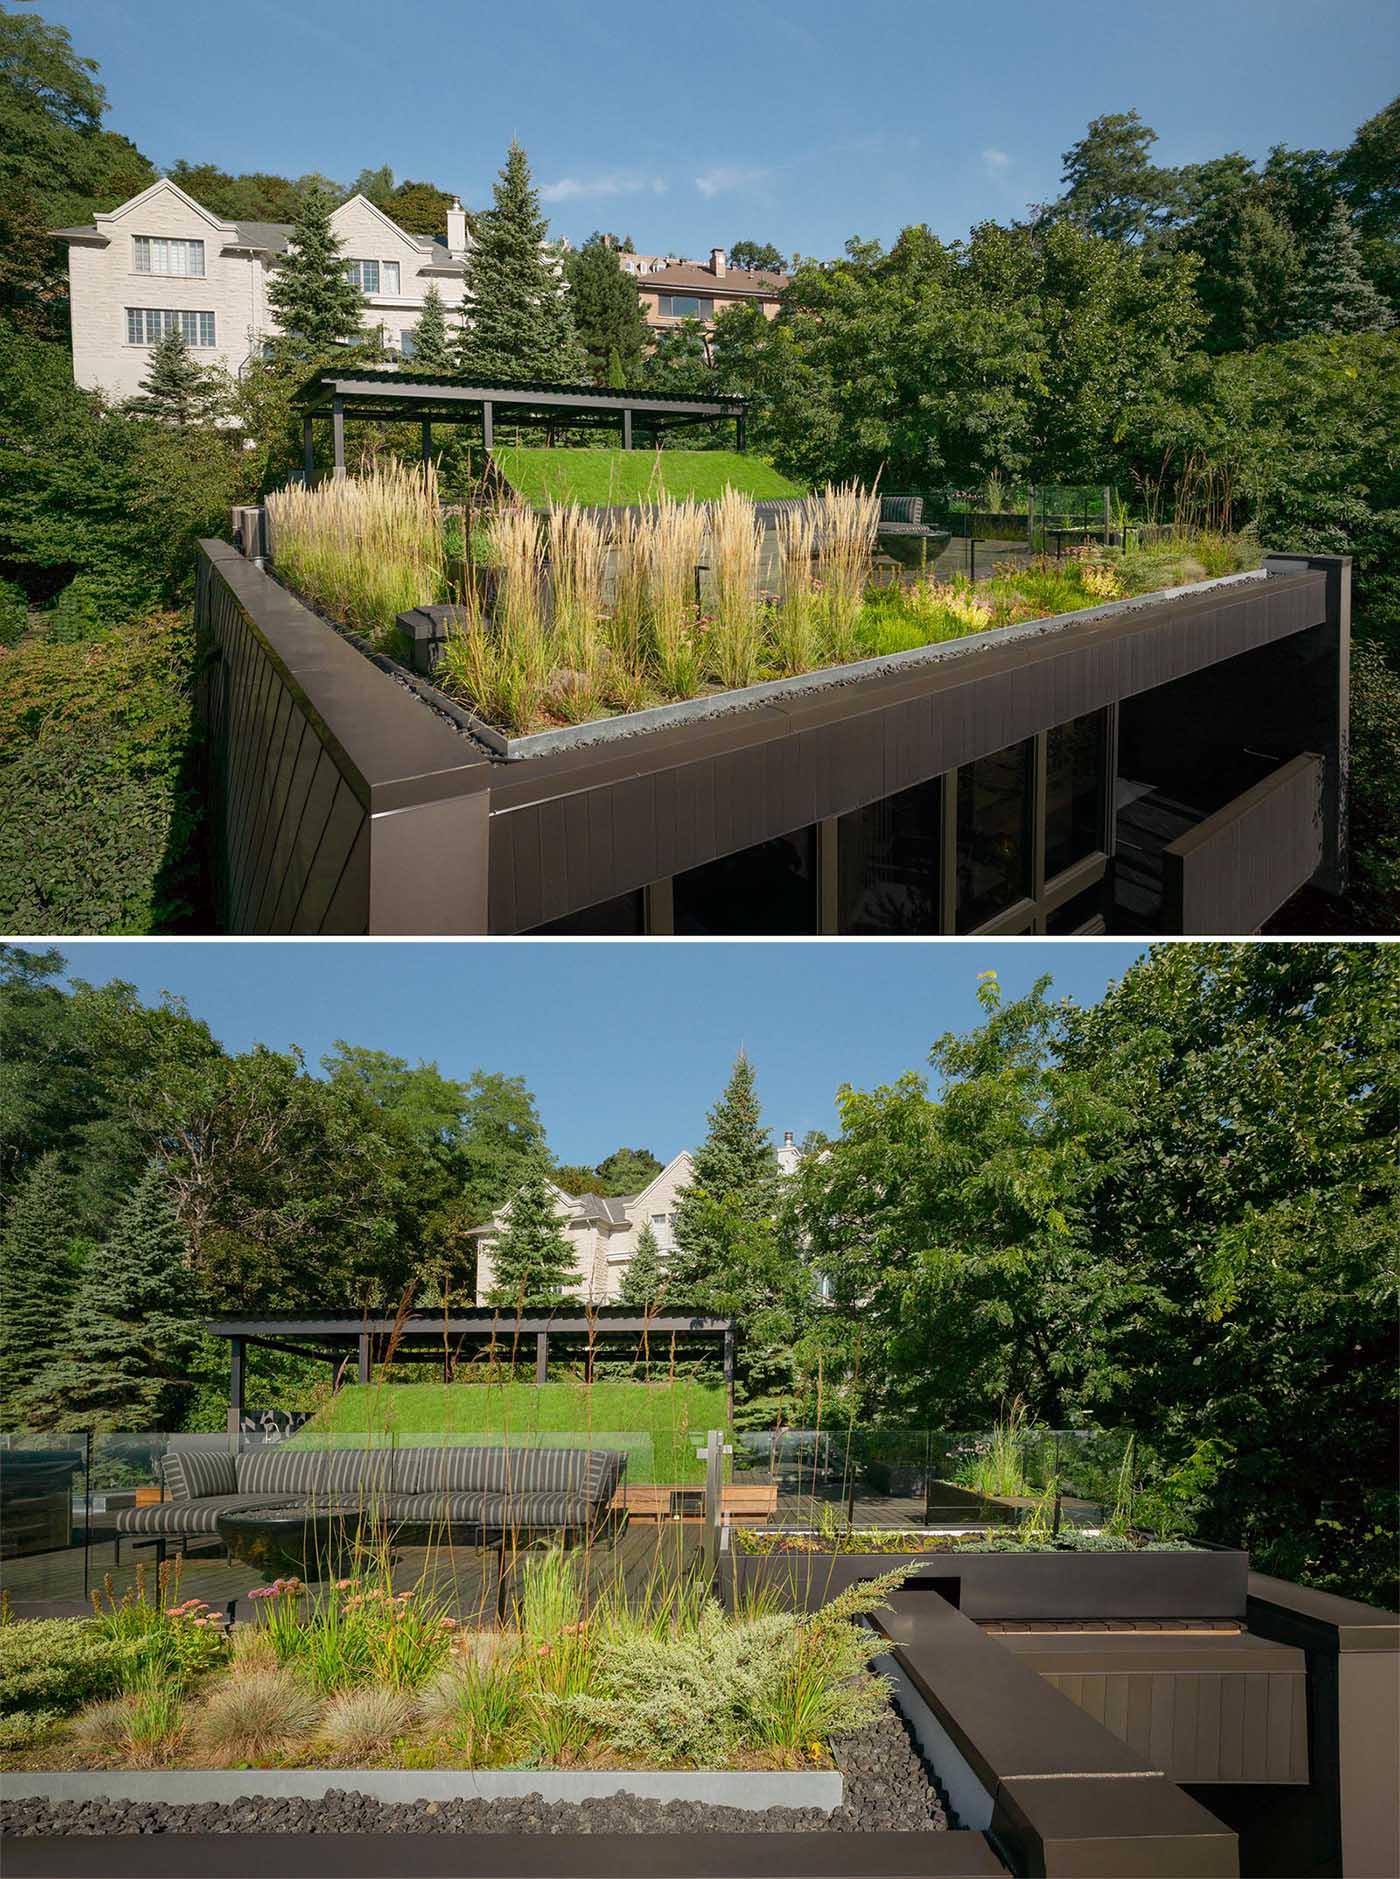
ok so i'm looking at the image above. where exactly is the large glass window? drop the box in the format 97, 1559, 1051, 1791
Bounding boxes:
955, 739, 1033, 931
837, 777, 942, 933
673, 827, 818, 935
1045, 710, 1107, 881
529, 889, 644, 935
657, 294, 713, 319
133, 236, 204, 277
125, 307, 216, 346
345, 259, 380, 292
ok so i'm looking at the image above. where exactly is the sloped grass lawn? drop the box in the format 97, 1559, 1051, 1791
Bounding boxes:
299, 1379, 729, 1485
493, 447, 806, 506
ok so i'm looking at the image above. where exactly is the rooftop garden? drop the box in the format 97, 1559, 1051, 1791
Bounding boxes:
264, 467, 1262, 739
493, 447, 806, 507
0, 1552, 905, 1774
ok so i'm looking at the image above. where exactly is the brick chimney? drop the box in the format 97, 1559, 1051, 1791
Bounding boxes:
711, 246, 727, 278
447, 197, 468, 256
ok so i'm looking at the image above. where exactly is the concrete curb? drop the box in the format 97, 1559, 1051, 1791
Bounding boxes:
0, 1768, 843, 1812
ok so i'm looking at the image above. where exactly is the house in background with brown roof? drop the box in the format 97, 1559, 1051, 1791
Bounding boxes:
625, 247, 787, 357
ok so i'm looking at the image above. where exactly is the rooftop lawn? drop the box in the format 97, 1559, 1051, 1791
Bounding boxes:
299, 1378, 729, 1484
492, 446, 806, 507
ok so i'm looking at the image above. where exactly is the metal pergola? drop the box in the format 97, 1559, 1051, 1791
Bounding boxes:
292, 368, 749, 478
208, 1309, 738, 1433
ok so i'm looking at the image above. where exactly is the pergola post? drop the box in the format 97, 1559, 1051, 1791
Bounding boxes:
227, 1337, 245, 1438
357, 1330, 371, 1386
535, 1331, 548, 1386
481, 400, 494, 452
622, 407, 633, 451
723, 1326, 736, 1426
735, 410, 746, 452
302, 414, 315, 485
420, 418, 432, 467
331, 396, 346, 478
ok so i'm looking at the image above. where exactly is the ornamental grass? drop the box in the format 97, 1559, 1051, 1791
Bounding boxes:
266, 461, 447, 643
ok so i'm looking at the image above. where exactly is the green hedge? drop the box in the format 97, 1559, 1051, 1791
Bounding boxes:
0, 612, 202, 934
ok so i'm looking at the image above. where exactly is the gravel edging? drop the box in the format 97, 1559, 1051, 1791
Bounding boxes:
0, 1707, 946, 1837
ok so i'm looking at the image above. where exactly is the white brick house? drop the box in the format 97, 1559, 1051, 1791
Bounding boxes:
472, 1135, 801, 1305
54, 177, 473, 402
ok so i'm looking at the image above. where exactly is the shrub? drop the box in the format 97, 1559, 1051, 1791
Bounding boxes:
419, 1653, 523, 1763
318, 1683, 414, 1757
0, 1620, 130, 1726
0, 579, 27, 649
193, 1668, 320, 1762
0, 611, 201, 933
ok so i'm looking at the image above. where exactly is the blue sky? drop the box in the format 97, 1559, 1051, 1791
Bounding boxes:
39, 941, 1146, 1166
40, 0, 1398, 259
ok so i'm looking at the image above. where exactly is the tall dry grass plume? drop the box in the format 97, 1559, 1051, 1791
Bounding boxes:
773, 504, 817, 675
607, 510, 651, 707
266, 461, 446, 644
646, 495, 708, 698
547, 503, 608, 719
812, 481, 879, 664
707, 486, 762, 689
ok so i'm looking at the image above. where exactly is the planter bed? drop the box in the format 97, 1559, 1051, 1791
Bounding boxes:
725, 1536, 1248, 1621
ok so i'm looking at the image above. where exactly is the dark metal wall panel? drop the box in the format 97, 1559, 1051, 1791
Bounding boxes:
486, 571, 1336, 929
1042, 1666, 1308, 1785
1164, 754, 1325, 935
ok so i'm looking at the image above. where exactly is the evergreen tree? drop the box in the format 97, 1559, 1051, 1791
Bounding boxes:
457, 140, 585, 382
606, 344, 626, 388
1285, 201, 1394, 338
126, 325, 226, 426
409, 283, 454, 373
619, 1222, 666, 1309
565, 233, 649, 382
486, 1158, 577, 1307
266, 183, 366, 354
0, 1154, 80, 1426
669, 1052, 780, 1305
17, 1163, 202, 1431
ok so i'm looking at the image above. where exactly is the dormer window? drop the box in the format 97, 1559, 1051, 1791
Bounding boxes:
133, 236, 204, 278
345, 260, 400, 295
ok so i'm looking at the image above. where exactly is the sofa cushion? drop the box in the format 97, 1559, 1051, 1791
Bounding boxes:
406, 1445, 626, 1500
397, 1490, 596, 1532
235, 1445, 329, 1498
163, 1447, 237, 1502
114, 1494, 298, 1536
322, 1447, 395, 1498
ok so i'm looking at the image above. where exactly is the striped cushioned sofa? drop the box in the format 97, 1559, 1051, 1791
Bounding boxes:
111, 1443, 627, 1557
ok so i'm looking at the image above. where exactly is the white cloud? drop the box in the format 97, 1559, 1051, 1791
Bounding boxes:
540, 172, 666, 203
694, 164, 770, 199
981, 147, 1011, 173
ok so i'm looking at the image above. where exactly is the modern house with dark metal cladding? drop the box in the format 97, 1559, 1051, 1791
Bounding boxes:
195, 536, 1349, 937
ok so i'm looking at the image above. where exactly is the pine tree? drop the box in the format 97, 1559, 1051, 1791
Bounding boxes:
457, 140, 586, 382
486, 1158, 577, 1307
668, 1052, 780, 1306
266, 183, 366, 354
606, 344, 626, 389
565, 233, 649, 382
17, 1163, 202, 1432
410, 283, 455, 373
0, 1155, 80, 1427
619, 1222, 666, 1309
1285, 201, 1394, 338
126, 326, 227, 425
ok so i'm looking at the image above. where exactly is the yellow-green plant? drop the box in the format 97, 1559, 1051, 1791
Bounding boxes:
546, 502, 608, 718
707, 486, 762, 688
773, 505, 817, 675
266, 460, 446, 645
607, 509, 650, 695
812, 482, 880, 664
646, 495, 708, 698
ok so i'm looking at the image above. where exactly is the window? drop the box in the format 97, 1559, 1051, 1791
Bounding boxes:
1044, 710, 1107, 881
657, 293, 713, 319
345, 259, 380, 292
837, 776, 943, 933
399, 330, 416, 358
955, 739, 1033, 930
133, 236, 204, 277
382, 262, 400, 295
125, 308, 216, 347
529, 889, 645, 935
673, 826, 819, 935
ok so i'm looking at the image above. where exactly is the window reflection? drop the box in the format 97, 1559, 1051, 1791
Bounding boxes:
956, 740, 1033, 930
1045, 711, 1107, 881
674, 828, 818, 935
838, 778, 942, 933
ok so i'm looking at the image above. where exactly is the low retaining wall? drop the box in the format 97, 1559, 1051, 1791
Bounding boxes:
0, 1767, 841, 1813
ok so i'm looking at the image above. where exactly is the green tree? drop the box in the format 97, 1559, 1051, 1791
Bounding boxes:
728, 241, 786, 274
457, 140, 585, 382
669, 1052, 780, 1306
642, 316, 715, 399
458, 1070, 550, 1225
606, 344, 626, 388
619, 1222, 666, 1309
352, 164, 395, 208
1053, 110, 1177, 244
126, 325, 227, 426
167, 161, 312, 223
1285, 200, 1393, 338
390, 179, 460, 238
1337, 96, 1400, 309
595, 1146, 664, 1194
18, 1162, 202, 1431
565, 233, 650, 382
0, 1153, 82, 1425
266, 183, 366, 354
408, 283, 454, 372
486, 1157, 576, 1307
